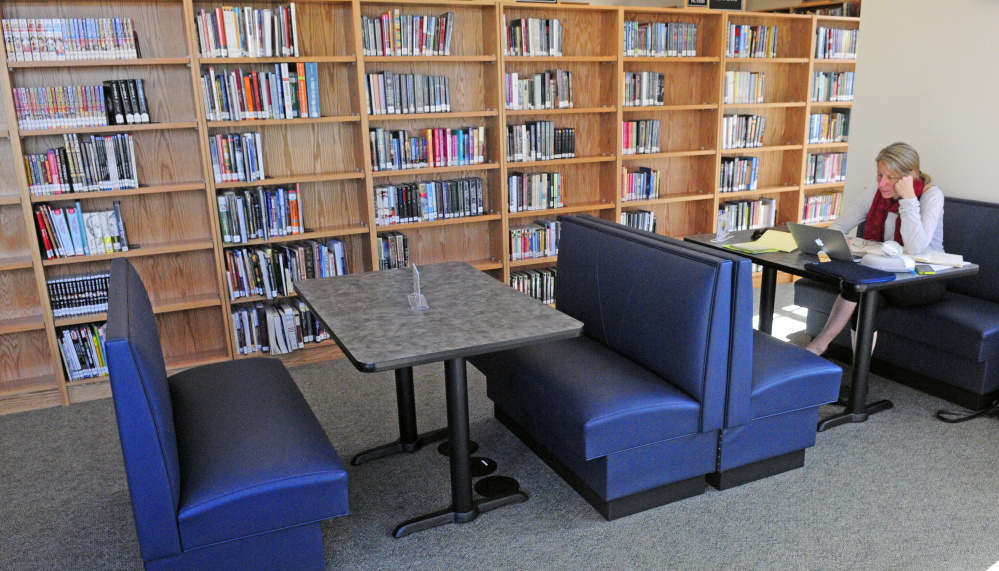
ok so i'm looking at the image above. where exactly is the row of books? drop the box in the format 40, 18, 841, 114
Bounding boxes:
808, 3, 860, 17
621, 209, 657, 233
623, 21, 699, 58
722, 114, 767, 150
505, 70, 574, 111
719, 156, 759, 193
723, 71, 766, 105
373, 177, 484, 226
25, 133, 137, 196
2, 18, 138, 62
802, 191, 842, 224
503, 17, 563, 57
623, 72, 666, 107
194, 5, 300, 59
35, 202, 129, 260
360, 11, 455, 57
506, 123, 575, 163
369, 126, 486, 171
232, 302, 329, 356
805, 152, 847, 185
510, 220, 560, 261
208, 132, 265, 183
217, 185, 305, 244
508, 171, 564, 213
14, 79, 149, 130
812, 71, 854, 103
224, 240, 347, 301
377, 231, 410, 270
510, 268, 556, 305
621, 167, 660, 202
726, 24, 779, 59
201, 64, 320, 122
622, 120, 661, 155
58, 324, 107, 382
815, 27, 858, 59
808, 112, 849, 144
365, 72, 451, 116
721, 197, 776, 231
47, 272, 109, 318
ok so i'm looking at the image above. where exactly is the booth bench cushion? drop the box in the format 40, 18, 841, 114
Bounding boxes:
750, 330, 841, 419
170, 357, 348, 550
875, 292, 999, 362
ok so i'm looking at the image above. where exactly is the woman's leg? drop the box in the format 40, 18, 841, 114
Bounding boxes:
805, 294, 857, 355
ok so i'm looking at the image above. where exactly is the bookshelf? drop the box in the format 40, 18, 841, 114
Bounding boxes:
0, 1, 859, 415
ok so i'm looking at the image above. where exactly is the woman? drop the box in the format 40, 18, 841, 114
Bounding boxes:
805, 142, 945, 355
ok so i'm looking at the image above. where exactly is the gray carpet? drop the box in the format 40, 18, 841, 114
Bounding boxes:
2, 284, 999, 570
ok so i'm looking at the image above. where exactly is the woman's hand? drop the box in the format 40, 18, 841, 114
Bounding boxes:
894, 175, 917, 199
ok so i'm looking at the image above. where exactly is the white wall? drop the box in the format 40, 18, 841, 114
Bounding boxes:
844, 0, 999, 204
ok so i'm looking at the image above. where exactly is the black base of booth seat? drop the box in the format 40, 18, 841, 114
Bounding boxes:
821, 344, 999, 412
495, 407, 705, 521
706, 449, 805, 491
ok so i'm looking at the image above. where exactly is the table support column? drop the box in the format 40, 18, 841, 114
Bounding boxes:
393, 357, 527, 538
758, 266, 778, 334
817, 289, 894, 431
351, 366, 448, 466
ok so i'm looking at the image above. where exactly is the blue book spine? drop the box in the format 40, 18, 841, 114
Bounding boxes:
305, 62, 320, 118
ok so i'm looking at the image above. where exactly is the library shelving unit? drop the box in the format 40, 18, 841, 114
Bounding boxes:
360, 0, 506, 281
800, 12, 858, 228
618, 7, 724, 238
0, 0, 231, 412
0, 2, 860, 415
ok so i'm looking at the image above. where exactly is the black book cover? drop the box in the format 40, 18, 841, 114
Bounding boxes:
127, 80, 148, 124
116, 80, 135, 124
57, 148, 73, 192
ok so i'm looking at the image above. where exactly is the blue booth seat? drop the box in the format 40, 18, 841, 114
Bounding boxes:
105, 258, 348, 571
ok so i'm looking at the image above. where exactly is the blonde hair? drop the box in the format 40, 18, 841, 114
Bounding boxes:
876, 142, 932, 186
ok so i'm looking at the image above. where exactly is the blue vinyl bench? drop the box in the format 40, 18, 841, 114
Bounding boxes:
105, 258, 348, 570
471, 215, 841, 519
794, 197, 999, 410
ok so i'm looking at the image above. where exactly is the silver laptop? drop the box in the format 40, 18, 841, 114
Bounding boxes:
786, 222, 861, 262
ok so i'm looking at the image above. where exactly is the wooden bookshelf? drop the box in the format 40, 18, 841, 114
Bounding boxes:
0, 1, 859, 415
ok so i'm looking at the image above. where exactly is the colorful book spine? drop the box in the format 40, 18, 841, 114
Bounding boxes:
2, 18, 137, 62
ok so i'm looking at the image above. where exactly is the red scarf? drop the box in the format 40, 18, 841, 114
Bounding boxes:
864, 178, 925, 245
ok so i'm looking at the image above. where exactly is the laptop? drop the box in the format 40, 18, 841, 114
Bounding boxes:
786, 222, 861, 262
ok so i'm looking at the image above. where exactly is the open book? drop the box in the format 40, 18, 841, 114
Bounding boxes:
848, 238, 965, 267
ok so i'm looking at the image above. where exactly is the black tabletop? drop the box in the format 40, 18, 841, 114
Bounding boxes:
685, 229, 979, 293
294, 262, 583, 372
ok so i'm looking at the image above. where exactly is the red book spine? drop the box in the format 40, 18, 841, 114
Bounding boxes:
36, 210, 54, 259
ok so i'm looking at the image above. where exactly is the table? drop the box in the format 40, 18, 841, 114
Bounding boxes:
685, 229, 979, 431
294, 262, 583, 537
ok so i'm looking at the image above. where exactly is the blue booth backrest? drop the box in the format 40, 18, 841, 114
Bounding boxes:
563, 215, 756, 428
105, 259, 183, 561
942, 197, 999, 304
555, 216, 733, 431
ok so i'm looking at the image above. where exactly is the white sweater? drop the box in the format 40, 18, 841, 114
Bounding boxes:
829, 184, 944, 254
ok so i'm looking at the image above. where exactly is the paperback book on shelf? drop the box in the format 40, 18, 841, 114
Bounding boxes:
720, 197, 776, 231
726, 24, 779, 58
623, 21, 698, 57
719, 156, 760, 193
815, 27, 858, 59
507, 171, 563, 213
201, 63, 320, 121
505, 70, 573, 110
208, 132, 265, 183
224, 239, 347, 301
621, 167, 660, 202
805, 152, 848, 185
35, 201, 130, 259
365, 72, 451, 115
722, 114, 767, 150
195, 4, 299, 58
807, 112, 849, 144
623, 71, 665, 107
509, 220, 560, 261
374, 177, 483, 225
812, 71, 854, 102
368, 126, 485, 171
621, 209, 657, 233
25, 133, 138, 196
2, 18, 138, 62
510, 267, 556, 305
217, 184, 305, 243
361, 11, 455, 57
506, 122, 574, 163
503, 17, 562, 57
47, 272, 110, 318
232, 301, 329, 356
57, 323, 108, 381
802, 192, 842, 224
12, 79, 149, 130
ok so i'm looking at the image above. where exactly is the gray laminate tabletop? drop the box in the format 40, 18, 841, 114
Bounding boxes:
294, 262, 583, 372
